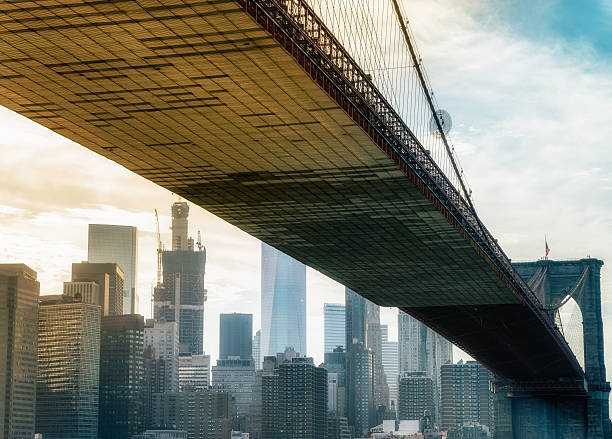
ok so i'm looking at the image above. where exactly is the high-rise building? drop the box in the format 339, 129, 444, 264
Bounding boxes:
151, 389, 232, 439
88, 224, 139, 314
36, 295, 101, 439
72, 262, 124, 316
398, 311, 452, 421
327, 414, 351, 439
144, 319, 179, 392
154, 202, 206, 355
63, 281, 100, 304
324, 303, 345, 353
440, 361, 493, 431
220, 313, 252, 360
398, 372, 435, 422
279, 357, 327, 439
261, 242, 306, 357
381, 325, 399, 409
179, 354, 211, 391
347, 342, 375, 437
99, 314, 145, 439
324, 347, 347, 417
252, 329, 261, 369
259, 355, 327, 439
212, 358, 255, 427
0, 264, 39, 439
345, 288, 388, 414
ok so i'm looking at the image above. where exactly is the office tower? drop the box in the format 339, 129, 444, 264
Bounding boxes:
345, 288, 388, 414
99, 314, 145, 439
154, 202, 206, 355
0, 264, 39, 439
179, 354, 211, 391
347, 342, 375, 437
151, 390, 232, 439
72, 262, 124, 316
133, 431, 188, 439
279, 357, 327, 439
252, 329, 261, 368
398, 311, 452, 421
63, 281, 100, 304
220, 313, 252, 360
36, 295, 101, 439
212, 357, 255, 428
88, 224, 138, 314
144, 319, 179, 391
328, 372, 339, 413
324, 347, 347, 417
261, 242, 306, 357
324, 303, 345, 353
398, 372, 435, 422
440, 361, 494, 431
381, 325, 399, 408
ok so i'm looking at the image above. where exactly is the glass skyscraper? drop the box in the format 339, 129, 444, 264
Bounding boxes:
324, 303, 345, 353
261, 243, 306, 357
398, 310, 452, 422
88, 224, 138, 314
381, 325, 399, 408
36, 296, 101, 439
220, 313, 253, 360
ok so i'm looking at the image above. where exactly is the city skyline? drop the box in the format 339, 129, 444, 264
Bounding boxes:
0, 0, 610, 377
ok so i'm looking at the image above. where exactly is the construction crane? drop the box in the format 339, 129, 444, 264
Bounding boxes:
154, 209, 162, 286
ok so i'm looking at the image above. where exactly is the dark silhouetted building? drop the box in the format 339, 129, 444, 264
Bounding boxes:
0, 264, 39, 439
36, 295, 101, 439
398, 372, 434, 422
88, 224, 139, 314
154, 202, 206, 355
220, 313, 252, 360
99, 314, 145, 439
440, 361, 493, 431
72, 261, 124, 316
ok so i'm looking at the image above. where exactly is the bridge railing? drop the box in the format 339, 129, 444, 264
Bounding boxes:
241, 0, 582, 373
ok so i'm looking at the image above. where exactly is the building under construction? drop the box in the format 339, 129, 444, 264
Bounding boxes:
154, 202, 207, 355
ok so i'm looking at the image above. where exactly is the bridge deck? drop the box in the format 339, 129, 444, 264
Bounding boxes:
0, 0, 582, 380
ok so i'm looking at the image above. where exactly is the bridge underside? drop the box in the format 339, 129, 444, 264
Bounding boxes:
0, 1, 582, 380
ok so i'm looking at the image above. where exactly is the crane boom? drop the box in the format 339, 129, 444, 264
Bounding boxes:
154, 209, 162, 286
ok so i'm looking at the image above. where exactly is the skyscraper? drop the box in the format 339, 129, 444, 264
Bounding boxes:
398, 372, 434, 422
440, 361, 493, 431
88, 224, 138, 314
347, 342, 375, 437
252, 329, 261, 369
144, 319, 179, 392
36, 295, 101, 439
99, 314, 145, 439
220, 313, 253, 360
261, 242, 306, 357
179, 354, 211, 391
154, 201, 206, 355
0, 264, 39, 439
324, 303, 345, 353
72, 262, 124, 316
279, 357, 328, 439
324, 347, 347, 417
398, 311, 452, 421
211, 357, 255, 428
381, 325, 399, 409
345, 288, 388, 411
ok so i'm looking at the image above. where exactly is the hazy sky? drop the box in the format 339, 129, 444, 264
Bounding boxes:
1, 0, 610, 386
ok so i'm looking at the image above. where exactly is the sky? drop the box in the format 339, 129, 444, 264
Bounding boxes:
1, 0, 611, 388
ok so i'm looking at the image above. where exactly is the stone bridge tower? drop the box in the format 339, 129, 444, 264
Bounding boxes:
494, 258, 611, 438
